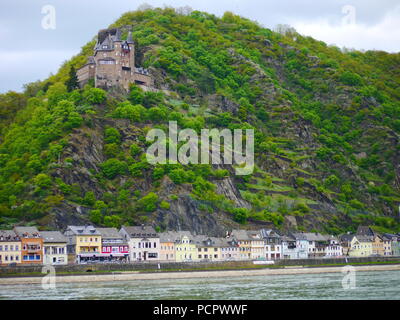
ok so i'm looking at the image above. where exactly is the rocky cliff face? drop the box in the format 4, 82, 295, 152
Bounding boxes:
1, 8, 399, 235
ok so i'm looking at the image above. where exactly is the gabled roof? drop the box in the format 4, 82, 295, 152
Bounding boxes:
357, 226, 375, 237
14, 226, 41, 238
94, 28, 124, 52
165, 231, 194, 243
65, 226, 100, 236
87, 56, 95, 64
97, 228, 123, 240
384, 233, 399, 241
193, 236, 232, 248
121, 226, 158, 238
160, 231, 178, 243
353, 235, 374, 242
259, 229, 281, 239
0, 230, 20, 242
246, 230, 262, 240
340, 233, 355, 242
230, 230, 252, 241
299, 233, 329, 242
291, 233, 309, 241
281, 235, 296, 242
40, 231, 67, 243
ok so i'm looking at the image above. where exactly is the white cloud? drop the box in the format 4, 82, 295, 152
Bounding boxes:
292, 5, 400, 52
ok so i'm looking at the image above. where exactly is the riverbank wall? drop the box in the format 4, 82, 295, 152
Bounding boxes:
1, 256, 400, 276
1, 264, 400, 285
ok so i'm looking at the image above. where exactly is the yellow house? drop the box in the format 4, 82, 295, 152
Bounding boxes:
349, 235, 373, 257
230, 230, 252, 260
0, 230, 21, 265
171, 231, 197, 262
194, 236, 224, 261
372, 235, 385, 256
382, 235, 392, 256
64, 226, 102, 263
247, 230, 265, 259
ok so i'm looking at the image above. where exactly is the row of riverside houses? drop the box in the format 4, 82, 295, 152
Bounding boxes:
1, 225, 400, 266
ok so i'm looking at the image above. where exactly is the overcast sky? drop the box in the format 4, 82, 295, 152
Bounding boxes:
1, 0, 399, 93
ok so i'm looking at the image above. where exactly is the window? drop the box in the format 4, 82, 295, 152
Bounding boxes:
99, 60, 115, 65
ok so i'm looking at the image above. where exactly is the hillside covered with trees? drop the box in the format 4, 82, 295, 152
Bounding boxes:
0, 8, 399, 236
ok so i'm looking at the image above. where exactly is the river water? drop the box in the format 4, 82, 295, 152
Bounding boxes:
1, 270, 399, 300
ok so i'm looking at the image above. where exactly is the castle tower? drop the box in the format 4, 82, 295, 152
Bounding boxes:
77, 27, 152, 91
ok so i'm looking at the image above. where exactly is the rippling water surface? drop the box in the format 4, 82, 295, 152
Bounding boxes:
1, 270, 399, 300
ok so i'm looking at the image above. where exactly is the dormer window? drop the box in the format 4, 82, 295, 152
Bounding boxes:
102, 45, 108, 49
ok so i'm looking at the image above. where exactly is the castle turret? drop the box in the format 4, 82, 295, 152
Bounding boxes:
127, 31, 134, 44
77, 27, 152, 91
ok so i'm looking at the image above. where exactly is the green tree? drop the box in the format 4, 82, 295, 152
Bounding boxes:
128, 85, 144, 105
33, 174, 52, 189
65, 66, 80, 92
233, 208, 248, 224
104, 215, 122, 228
137, 192, 159, 212
104, 127, 121, 144
83, 191, 96, 206
83, 87, 106, 104
101, 159, 127, 179
90, 209, 102, 224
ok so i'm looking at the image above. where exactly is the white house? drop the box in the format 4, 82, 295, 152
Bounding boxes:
120, 225, 160, 262
281, 235, 299, 259
40, 231, 68, 265
325, 236, 343, 257
299, 233, 343, 258
291, 233, 309, 259
247, 230, 266, 260
260, 229, 282, 260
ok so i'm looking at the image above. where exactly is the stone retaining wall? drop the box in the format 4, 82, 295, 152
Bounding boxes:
1, 256, 399, 275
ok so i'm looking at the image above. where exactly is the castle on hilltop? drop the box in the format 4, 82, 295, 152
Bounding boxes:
77, 28, 153, 91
